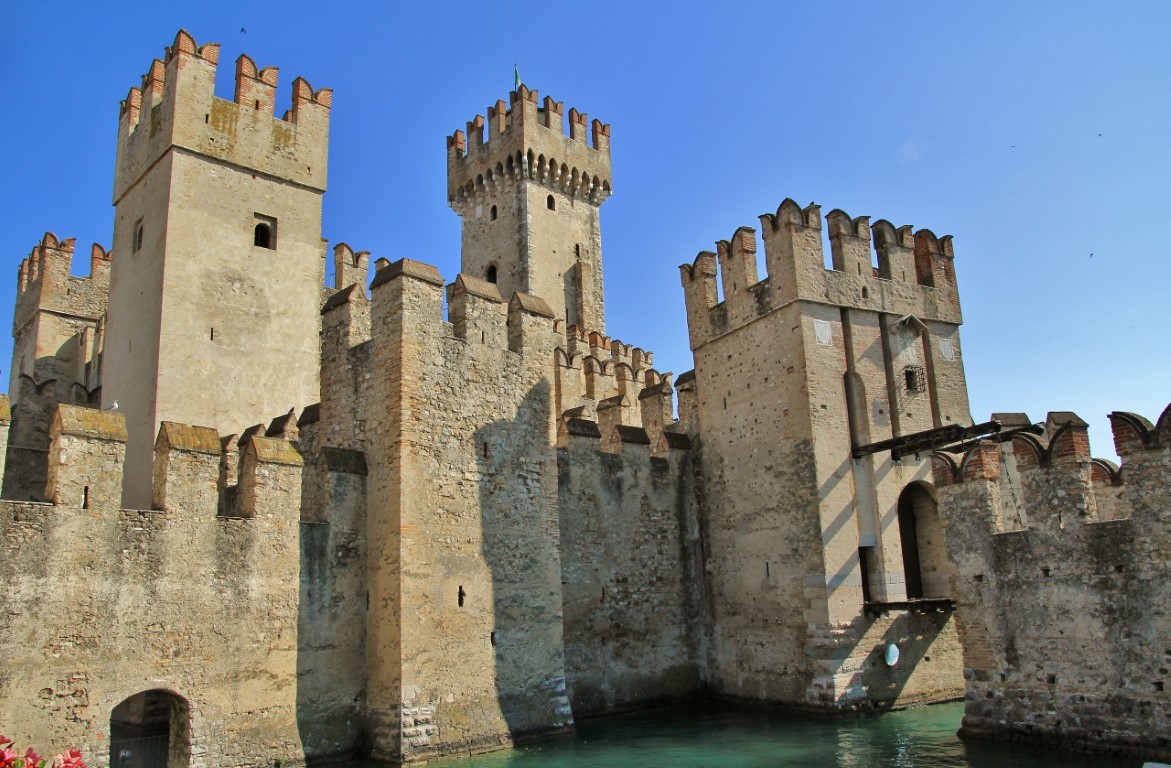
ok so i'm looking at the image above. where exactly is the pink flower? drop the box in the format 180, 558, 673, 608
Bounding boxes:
23, 746, 44, 768
52, 750, 85, 768
0, 746, 16, 768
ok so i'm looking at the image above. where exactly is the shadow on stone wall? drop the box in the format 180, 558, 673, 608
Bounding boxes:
473, 380, 574, 744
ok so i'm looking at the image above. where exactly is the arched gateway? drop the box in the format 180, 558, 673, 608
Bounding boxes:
109, 690, 190, 768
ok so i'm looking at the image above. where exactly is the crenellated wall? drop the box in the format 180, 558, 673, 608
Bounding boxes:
0, 405, 310, 766
934, 406, 1171, 761
554, 324, 668, 431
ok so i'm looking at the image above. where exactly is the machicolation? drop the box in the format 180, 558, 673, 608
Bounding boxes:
1, 27, 1166, 768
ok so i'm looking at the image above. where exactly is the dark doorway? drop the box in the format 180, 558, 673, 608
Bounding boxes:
110, 690, 190, 768
898, 486, 925, 599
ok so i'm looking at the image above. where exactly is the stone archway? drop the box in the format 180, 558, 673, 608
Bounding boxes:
896, 481, 949, 599
109, 690, 190, 768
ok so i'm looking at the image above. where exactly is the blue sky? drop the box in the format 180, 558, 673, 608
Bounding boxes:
2, 1, 1168, 460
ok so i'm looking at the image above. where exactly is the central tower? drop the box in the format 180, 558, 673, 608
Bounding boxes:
447, 85, 611, 333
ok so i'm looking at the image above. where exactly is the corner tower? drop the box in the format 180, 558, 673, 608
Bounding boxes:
448, 85, 611, 333
104, 30, 331, 507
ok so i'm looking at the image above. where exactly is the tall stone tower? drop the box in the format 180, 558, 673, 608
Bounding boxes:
681, 200, 971, 710
447, 85, 611, 333
103, 31, 331, 507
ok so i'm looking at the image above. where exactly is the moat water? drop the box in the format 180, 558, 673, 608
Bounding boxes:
369, 702, 1142, 768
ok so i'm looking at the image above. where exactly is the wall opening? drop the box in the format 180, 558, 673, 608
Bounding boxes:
458, 585, 466, 607
904, 364, 926, 393
253, 214, 277, 249
110, 689, 191, 768
490, 205, 498, 221
132, 219, 144, 253
896, 482, 949, 599
486, 263, 498, 283
82, 485, 89, 510
547, 194, 555, 210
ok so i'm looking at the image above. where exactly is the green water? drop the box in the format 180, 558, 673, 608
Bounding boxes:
398, 702, 1141, 768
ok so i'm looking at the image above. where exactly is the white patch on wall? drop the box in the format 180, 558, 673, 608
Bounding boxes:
475, 204, 483, 219
939, 338, 955, 361
814, 319, 833, 346
895, 331, 918, 365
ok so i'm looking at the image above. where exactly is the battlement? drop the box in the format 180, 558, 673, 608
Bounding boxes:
680, 198, 961, 350
14, 232, 111, 336
933, 405, 1171, 533
553, 324, 674, 444
447, 85, 612, 207
29, 403, 307, 523
367, 258, 559, 358
114, 29, 331, 203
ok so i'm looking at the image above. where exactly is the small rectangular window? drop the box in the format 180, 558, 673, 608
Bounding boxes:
904, 365, 926, 393
254, 214, 277, 249
132, 219, 144, 253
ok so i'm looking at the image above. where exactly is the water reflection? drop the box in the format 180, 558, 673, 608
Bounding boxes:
354, 702, 1140, 768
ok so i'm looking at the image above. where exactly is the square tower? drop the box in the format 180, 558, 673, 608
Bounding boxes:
681, 200, 971, 710
448, 86, 612, 333
104, 31, 332, 507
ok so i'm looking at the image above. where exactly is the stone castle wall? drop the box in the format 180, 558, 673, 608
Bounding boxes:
4, 28, 1168, 768
558, 418, 705, 716
934, 407, 1171, 760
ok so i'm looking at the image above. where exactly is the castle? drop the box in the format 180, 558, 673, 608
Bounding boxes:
1, 30, 1166, 766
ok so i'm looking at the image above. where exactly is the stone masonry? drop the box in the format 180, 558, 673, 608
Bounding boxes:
1, 28, 1166, 768
934, 409, 1171, 760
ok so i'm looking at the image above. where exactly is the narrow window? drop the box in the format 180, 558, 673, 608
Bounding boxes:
254, 99, 260, 110
490, 631, 497, 647
254, 214, 277, 249
458, 585, 466, 607
210, 328, 216, 341
490, 205, 498, 221
486, 264, 498, 283
547, 194, 555, 210
132, 219, 144, 253
81, 486, 89, 510
903, 365, 925, 393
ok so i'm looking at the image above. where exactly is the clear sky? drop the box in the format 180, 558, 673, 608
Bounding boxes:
2, 1, 1168, 460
